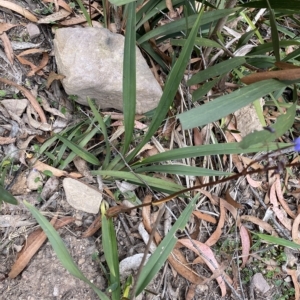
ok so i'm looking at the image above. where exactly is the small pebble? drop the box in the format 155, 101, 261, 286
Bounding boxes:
26, 23, 40, 39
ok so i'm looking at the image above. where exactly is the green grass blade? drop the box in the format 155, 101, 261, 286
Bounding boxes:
178, 79, 288, 130
240, 103, 296, 148
55, 133, 100, 166
109, 0, 136, 5
137, 8, 239, 45
24, 201, 109, 300
101, 209, 120, 299
266, 0, 280, 62
122, 1, 136, 154
91, 170, 184, 194
135, 193, 200, 295
188, 57, 245, 85
171, 37, 223, 48
254, 232, 300, 249
88, 98, 111, 169
133, 142, 291, 166
125, 7, 205, 163
192, 77, 221, 102
0, 186, 18, 205
134, 165, 232, 176
75, 0, 92, 27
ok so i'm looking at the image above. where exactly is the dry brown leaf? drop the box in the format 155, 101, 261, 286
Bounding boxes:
240, 156, 263, 170
0, 136, 15, 144
292, 213, 300, 244
193, 127, 203, 146
9, 216, 57, 278
270, 181, 292, 230
0, 32, 13, 64
241, 68, 300, 85
0, 77, 46, 123
18, 49, 46, 57
239, 225, 251, 268
246, 174, 262, 188
27, 52, 49, 76
59, 13, 99, 26
241, 215, 278, 236
225, 189, 243, 209
29, 159, 68, 177
193, 211, 217, 224
205, 200, 225, 247
0, 23, 18, 34
141, 196, 204, 285
286, 268, 300, 300
186, 284, 196, 300
82, 215, 101, 238
178, 238, 227, 297
38, 8, 71, 24
43, 0, 72, 12
46, 71, 65, 89
0, 0, 38, 22
275, 176, 296, 219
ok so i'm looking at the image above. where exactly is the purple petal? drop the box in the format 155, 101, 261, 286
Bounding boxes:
293, 137, 300, 152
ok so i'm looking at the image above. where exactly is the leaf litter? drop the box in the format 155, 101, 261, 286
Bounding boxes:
0, 1, 299, 300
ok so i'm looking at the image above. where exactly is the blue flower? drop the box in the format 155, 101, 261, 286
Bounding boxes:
294, 137, 300, 152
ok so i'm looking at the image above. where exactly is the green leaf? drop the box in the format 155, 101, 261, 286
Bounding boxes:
108, 0, 136, 5
102, 210, 120, 300
125, 8, 205, 163
91, 170, 183, 194
178, 79, 288, 130
87, 99, 111, 169
122, 1, 136, 154
134, 142, 291, 166
134, 164, 232, 176
137, 8, 239, 45
0, 186, 18, 205
188, 57, 245, 85
135, 193, 200, 295
192, 78, 221, 102
240, 102, 296, 148
24, 201, 110, 300
254, 232, 300, 249
75, 0, 92, 27
55, 133, 100, 166
170, 37, 222, 49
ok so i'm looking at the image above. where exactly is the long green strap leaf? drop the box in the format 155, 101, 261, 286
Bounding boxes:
122, 1, 136, 154
178, 79, 288, 130
24, 201, 110, 300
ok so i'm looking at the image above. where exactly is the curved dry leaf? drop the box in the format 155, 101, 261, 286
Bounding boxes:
59, 13, 99, 26
285, 268, 300, 300
0, 23, 18, 34
26, 105, 51, 131
0, 136, 15, 145
0, 32, 13, 64
270, 181, 292, 231
246, 174, 262, 188
193, 127, 203, 146
275, 177, 296, 219
193, 211, 217, 224
27, 52, 49, 77
18, 48, 46, 56
239, 225, 251, 268
240, 156, 263, 170
225, 189, 243, 209
292, 213, 300, 244
241, 68, 300, 85
9, 216, 57, 278
43, 0, 72, 13
205, 200, 225, 247
0, 0, 38, 22
0, 77, 47, 123
29, 158, 68, 177
178, 238, 227, 297
46, 71, 65, 89
38, 9, 71, 24
241, 215, 278, 236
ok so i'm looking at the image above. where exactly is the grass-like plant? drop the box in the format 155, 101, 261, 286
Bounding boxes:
24, 0, 300, 298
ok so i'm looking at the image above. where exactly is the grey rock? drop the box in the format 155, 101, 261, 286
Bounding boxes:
54, 27, 162, 114
252, 273, 271, 294
63, 178, 102, 214
26, 23, 40, 39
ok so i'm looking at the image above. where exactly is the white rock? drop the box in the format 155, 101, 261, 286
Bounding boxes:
252, 273, 270, 294
54, 27, 162, 114
27, 169, 43, 190
63, 178, 102, 214
26, 23, 40, 39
